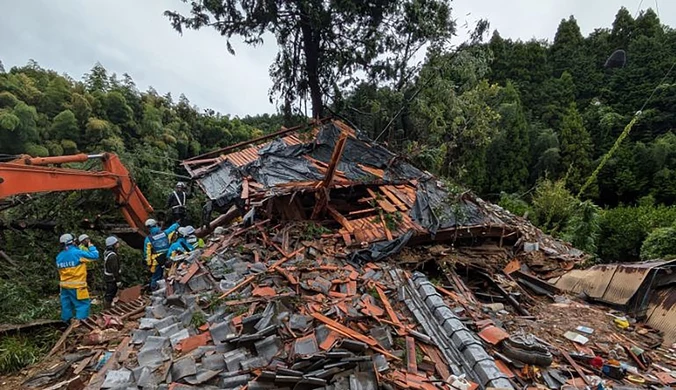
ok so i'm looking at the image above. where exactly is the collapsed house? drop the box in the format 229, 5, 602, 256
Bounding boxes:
16, 119, 676, 389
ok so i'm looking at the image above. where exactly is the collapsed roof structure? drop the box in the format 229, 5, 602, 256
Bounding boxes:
14, 118, 676, 389
184, 119, 582, 266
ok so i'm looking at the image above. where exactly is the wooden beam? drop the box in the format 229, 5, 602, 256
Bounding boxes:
322, 131, 349, 188
326, 205, 354, 233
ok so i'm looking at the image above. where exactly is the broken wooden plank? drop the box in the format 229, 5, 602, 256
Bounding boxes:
406, 336, 418, 374
269, 246, 306, 270
46, 320, 78, 358
326, 205, 354, 233
379, 213, 394, 241
366, 188, 397, 213
380, 186, 408, 211
560, 349, 592, 387
321, 131, 349, 188
241, 178, 249, 199
375, 286, 405, 336
310, 312, 400, 360
217, 275, 257, 301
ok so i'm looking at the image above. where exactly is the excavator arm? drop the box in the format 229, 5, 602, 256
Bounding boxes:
0, 153, 153, 234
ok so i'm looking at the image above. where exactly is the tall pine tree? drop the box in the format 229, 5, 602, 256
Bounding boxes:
559, 102, 593, 193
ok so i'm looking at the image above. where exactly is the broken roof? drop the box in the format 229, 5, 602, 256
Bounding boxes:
184, 118, 583, 263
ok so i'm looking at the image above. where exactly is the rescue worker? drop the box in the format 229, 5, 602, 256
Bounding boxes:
103, 236, 122, 309
167, 182, 190, 226
167, 226, 196, 262
144, 218, 179, 290
78, 234, 96, 291
56, 233, 99, 323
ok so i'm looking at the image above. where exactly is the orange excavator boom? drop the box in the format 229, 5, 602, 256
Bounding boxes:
0, 153, 153, 234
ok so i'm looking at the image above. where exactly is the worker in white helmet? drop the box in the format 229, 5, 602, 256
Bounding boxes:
103, 236, 122, 309
56, 233, 99, 323
167, 181, 190, 226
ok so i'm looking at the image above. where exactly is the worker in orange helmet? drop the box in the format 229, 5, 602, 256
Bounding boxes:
56, 233, 99, 323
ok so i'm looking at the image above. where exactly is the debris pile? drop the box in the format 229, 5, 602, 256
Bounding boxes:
11, 118, 676, 389
75, 223, 512, 389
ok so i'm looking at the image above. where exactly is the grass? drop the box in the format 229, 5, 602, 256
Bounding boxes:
0, 329, 61, 375
384, 211, 403, 231
301, 222, 331, 241
190, 311, 207, 328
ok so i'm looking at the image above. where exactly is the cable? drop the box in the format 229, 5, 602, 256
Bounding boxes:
654, 0, 660, 17
577, 61, 676, 197
374, 65, 442, 143
634, 0, 645, 18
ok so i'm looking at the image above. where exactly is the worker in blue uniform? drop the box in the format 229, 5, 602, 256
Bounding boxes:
56, 233, 100, 323
167, 226, 196, 262
143, 218, 179, 290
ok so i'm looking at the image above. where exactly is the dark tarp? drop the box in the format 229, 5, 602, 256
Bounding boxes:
410, 179, 491, 235
244, 154, 324, 188
197, 121, 432, 208
348, 230, 414, 264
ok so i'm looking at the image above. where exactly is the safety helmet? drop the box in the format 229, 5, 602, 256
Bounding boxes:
178, 227, 188, 237
78, 234, 89, 243
105, 236, 119, 247
176, 182, 186, 189
187, 235, 198, 245
145, 218, 158, 228
184, 226, 196, 235
60, 233, 74, 245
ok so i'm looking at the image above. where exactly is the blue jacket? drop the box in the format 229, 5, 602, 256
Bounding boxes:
167, 238, 195, 260
56, 245, 99, 288
143, 223, 179, 267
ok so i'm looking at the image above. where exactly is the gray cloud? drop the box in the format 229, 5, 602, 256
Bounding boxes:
1, 0, 673, 116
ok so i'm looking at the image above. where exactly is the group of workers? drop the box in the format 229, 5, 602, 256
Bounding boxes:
56, 182, 200, 324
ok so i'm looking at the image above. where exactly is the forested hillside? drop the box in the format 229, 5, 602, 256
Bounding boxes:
1, 6, 676, 333
339, 7, 676, 263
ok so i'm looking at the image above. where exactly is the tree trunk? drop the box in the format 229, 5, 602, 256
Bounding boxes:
299, 2, 323, 118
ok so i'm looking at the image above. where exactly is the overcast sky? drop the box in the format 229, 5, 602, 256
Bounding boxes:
1, 0, 673, 116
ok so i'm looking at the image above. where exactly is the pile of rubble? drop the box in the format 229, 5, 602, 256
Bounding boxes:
14, 118, 676, 389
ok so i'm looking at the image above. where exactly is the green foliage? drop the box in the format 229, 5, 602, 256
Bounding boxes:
0, 328, 60, 374
384, 211, 404, 231
51, 109, 79, 142
640, 226, 676, 260
597, 205, 676, 262
498, 192, 532, 218
561, 200, 601, 254
531, 179, 576, 233
0, 111, 20, 131
0, 280, 60, 324
301, 222, 331, 241
0, 91, 19, 108
25, 143, 49, 157
559, 102, 592, 193
165, 0, 453, 117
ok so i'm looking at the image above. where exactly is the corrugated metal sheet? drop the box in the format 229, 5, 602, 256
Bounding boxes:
646, 287, 676, 346
554, 265, 619, 300
601, 265, 653, 305
555, 260, 676, 306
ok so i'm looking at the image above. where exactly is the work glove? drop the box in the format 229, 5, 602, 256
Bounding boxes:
116, 282, 122, 288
